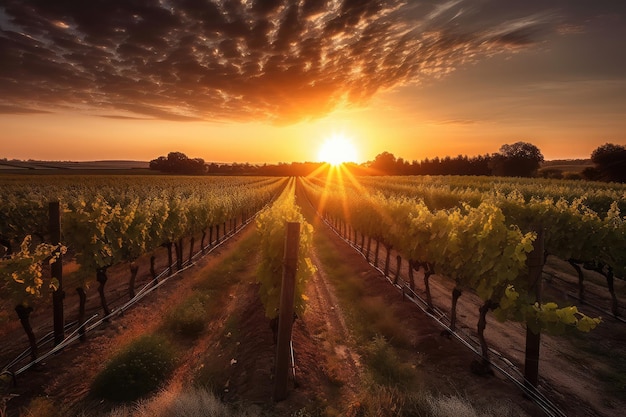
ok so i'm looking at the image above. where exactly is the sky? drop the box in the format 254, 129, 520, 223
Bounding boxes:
1, 0, 625, 163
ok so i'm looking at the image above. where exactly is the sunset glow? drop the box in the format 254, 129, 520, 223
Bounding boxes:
0, 1, 624, 162
318, 135, 359, 166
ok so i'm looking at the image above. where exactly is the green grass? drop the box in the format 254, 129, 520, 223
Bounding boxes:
364, 335, 415, 386
162, 294, 210, 339
190, 312, 243, 395
91, 334, 177, 402
301, 206, 421, 413
192, 230, 258, 295
192, 349, 232, 396
311, 227, 412, 351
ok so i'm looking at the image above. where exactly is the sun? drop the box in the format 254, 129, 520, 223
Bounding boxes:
317, 134, 358, 166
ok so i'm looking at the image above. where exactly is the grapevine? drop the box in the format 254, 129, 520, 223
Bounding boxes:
255, 178, 316, 321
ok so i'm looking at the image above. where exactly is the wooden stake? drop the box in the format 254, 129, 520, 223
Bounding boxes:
274, 222, 300, 401
524, 227, 544, 389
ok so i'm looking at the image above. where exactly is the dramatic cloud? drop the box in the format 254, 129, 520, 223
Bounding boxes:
0, 0, 622, 123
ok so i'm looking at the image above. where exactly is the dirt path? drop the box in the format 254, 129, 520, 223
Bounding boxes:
304, 248, 362, 397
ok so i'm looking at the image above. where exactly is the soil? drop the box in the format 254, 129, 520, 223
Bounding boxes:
0, 185, 624, 417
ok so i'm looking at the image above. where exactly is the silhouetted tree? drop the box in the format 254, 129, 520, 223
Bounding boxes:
581, 166, 601, 181
590, 143, 626, 182
370, 152, 398, 174
149, 156, 168, 171
149, 152, 206, 174
362, 153, 493, 176
489, 142, 544, 177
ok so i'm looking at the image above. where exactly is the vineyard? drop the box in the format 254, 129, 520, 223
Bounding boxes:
303, 174, 625, 317
0, 173, 625, 416
299, 172, 625, 415
0, 176, 286, 372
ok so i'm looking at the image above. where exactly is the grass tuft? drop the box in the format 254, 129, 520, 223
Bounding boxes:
91, 334, 176, 402
356, 386, 530, 417
163, 294, 209, 339
107, 387, 258, 417
364, 335, 415, 387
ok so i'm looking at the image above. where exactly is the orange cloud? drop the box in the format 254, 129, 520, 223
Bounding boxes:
0, 0, 611, 123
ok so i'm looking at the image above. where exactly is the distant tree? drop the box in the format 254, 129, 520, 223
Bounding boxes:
364, 152, 493, 176
149, 156, 168, 171
207, 162, 221, 173
370, 152, 398, 174
581, 166, 602, 181
471, 154, 493, 176
489, 141, 544, 177
590, 143, 626, 182
149, 152, 206, 175
396, 157, 410, 175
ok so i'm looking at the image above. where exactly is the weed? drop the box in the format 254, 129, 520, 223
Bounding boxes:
359, 296, 413, 348
356, 386, 529, 417
354, 384, 432, 417
107, 386, 259, 417
163, 294, 208, 339
193, 232, 258, 294
364, 335, 415, 387
91, 334, 176, 402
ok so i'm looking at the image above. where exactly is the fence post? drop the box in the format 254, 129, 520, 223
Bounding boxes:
49, 201, 64, 345
524, 227, 544, 389
274, 222, 300, 401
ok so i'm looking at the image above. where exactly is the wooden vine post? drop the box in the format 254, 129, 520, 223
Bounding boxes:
274, 222, 300, 402
49, 201, 65, 345
524, 227, 544, 389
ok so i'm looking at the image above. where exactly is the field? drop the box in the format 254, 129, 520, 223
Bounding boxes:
0, 173, 625, 417
0, 160, 150, 172
540, 159, 593, 174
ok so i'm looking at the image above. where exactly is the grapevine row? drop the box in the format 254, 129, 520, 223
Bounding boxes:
300, 176, 602, 370
307, 174, 626, 315
0, 176, 286, 365
255, 177, 315, 323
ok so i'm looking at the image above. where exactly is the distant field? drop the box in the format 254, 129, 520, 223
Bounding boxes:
540, 159, 593, 173
0, 160, 150, 174
1, 159, 595, 175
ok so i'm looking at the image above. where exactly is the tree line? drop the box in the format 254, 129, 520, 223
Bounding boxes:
149, 142, 626, 182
